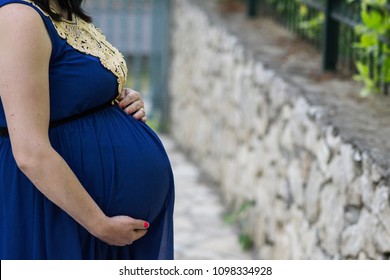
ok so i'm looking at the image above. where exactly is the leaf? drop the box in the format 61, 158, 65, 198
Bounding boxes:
356, 62, 367, 76
354, 24, 368, 35
355, 62, 370, 82
299, 4, 308, 17
362, 10, 383, 30
239, 234, 254, 251
223, 200, 256, 225
360, 34, 379, 48
360, 87, 372, 97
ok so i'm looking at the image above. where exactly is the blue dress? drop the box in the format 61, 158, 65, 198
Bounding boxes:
0, 0, 174, 260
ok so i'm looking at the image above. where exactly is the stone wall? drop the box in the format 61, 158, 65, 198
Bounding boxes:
168, 0, 390, 259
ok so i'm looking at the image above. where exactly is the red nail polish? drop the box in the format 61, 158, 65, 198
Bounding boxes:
144, 222, 149, 228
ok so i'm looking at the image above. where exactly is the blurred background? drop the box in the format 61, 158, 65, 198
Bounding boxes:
84, 0, 390, 260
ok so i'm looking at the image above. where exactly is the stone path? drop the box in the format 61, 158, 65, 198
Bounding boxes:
160, 135, 253, 260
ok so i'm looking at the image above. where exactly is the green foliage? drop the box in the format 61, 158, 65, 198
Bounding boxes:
261, 0, 390, 96
239, 234, 254, 251
265, 0, 289, 13
352, 0, 390, 95
298, 4, 324, 41
224, 199, 256, 225
264, 0, 325, 40
224, 199, 256, 251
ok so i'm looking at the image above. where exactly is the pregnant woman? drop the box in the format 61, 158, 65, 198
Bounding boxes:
0, 0, 174, 259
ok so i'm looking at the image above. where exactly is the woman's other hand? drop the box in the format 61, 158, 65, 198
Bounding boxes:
117, 88, 147, 122
95, 215, 150, 246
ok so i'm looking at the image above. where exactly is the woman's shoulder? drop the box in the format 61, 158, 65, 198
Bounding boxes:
0, 2, 47, 29
0, 0, 60, 56
0, 1, 52, 55
0, 0, 49, 21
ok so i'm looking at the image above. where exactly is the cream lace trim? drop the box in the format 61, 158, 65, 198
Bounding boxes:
22, 0, 128, 98
52, 19, 128, 98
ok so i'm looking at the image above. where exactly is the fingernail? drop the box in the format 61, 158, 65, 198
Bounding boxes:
144, 222, 149, 228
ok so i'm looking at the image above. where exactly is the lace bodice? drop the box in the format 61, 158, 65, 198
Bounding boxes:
23, 0, 128, 98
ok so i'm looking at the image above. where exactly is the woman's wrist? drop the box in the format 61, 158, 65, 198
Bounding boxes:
86, 212, 110, 239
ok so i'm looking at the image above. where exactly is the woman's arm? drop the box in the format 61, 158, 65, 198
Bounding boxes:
0, 4, 148, 246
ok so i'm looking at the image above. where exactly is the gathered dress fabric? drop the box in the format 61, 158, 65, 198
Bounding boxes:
0, 0, 174, 260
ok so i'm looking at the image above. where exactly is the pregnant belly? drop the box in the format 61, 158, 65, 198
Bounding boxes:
49, 107, 173, 222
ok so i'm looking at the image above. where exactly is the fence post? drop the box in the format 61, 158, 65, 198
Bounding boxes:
323, 0, 340, 71
158, 0, 171, 132
246, 0, 257, 17
150, 0, 171, 132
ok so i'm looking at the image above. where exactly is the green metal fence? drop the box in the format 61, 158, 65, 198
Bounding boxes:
85, 0, 171, 130
246, 0, 390, 95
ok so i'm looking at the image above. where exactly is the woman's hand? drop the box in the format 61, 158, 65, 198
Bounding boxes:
117, 88, 147, 122
95, 216, 150, 246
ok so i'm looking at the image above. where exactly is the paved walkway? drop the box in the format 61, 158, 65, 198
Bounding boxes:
160, 135, 253, 260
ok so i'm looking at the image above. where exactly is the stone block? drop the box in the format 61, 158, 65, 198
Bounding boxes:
287, 160, 305, 207
340, 144, 359, 185
317, 183, 344, 256
356, 174, 375, 208
325, 126, 342, 153
346, 177, 363, 207
254, 62, 275, 87
305, 162, 326, 223
362, 152, 382, 183
372, 185, 390, 234
316, 139, 331, 178
269, 78, 290, 112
